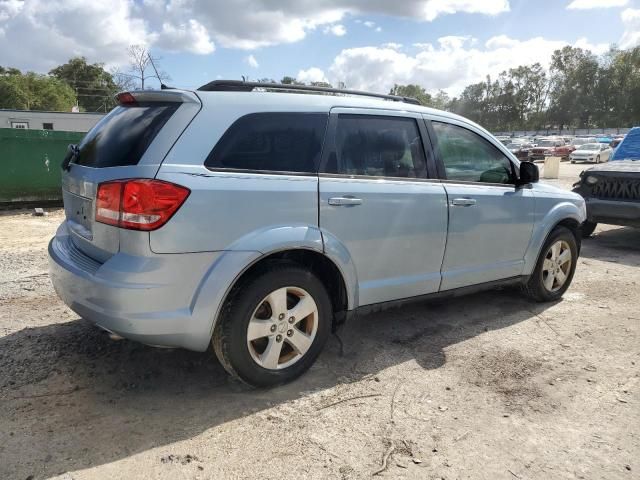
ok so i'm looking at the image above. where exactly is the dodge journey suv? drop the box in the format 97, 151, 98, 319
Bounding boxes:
49, 81, 587, 387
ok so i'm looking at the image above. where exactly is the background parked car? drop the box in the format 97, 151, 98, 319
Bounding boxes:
506, 142, 534, 160
569, 143, 611, 163
573, 127, 640, 237
571, 137, 597, 147
529, 138, 567, 160
549, 142, 576, 160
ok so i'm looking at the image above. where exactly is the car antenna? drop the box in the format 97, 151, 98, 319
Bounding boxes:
148, 53, 172, 90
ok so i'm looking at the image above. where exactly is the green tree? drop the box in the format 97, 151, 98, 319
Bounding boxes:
280, 76, 304, 85
0, 69, 76, 111
389, 84, 433, 106
49, 57, 119, 112
548, 46, 599, 129
431, 90, 451, 110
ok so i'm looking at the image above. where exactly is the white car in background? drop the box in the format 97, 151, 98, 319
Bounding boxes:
571, 137, 597, 147
570, 143, 612, 164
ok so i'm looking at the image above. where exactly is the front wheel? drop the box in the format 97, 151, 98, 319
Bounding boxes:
523, 226, 578, 302
213, 261, 331, 387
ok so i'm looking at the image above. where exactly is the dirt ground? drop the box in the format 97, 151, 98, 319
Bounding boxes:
1, 162, 638, 480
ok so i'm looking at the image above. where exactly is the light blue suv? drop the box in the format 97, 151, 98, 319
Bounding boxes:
49, 81, 587, 386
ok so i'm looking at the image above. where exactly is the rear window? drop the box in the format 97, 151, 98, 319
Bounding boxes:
74, 103, 178, 168
205, 112, 328, 173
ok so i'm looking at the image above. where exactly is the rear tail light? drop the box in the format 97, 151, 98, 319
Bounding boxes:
116, 92, 137, 105
95, 179, 190, 231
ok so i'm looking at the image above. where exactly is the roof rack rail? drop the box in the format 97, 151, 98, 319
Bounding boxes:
197, 80, 421, 105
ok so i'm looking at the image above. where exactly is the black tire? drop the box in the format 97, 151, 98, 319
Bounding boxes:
581, 221, 597, 238
212, 261, 332, 387
523, 226, 578, 302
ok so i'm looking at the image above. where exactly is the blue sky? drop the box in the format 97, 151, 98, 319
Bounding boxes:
1, 0, 639, 95
165, 0, 635, 89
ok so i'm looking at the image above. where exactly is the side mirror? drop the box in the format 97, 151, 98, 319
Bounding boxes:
517, 161, 539, 186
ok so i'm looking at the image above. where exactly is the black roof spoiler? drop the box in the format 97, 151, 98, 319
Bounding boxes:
196, 80, 421, 105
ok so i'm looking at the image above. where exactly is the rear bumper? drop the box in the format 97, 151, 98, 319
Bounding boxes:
48, 222, 223, 351
585, 198, 640, 227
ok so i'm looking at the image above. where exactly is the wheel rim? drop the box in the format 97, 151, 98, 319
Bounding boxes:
246, 286, 318, 370
542, 240, 572, 292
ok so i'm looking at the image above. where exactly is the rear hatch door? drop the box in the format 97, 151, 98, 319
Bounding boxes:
62, 90, 201, 262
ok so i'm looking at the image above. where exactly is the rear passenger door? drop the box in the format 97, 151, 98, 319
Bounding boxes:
319, 109, 448, 306
426, 118, 535, 290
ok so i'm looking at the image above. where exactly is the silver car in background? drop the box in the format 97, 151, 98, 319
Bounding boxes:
570, 143, 612, 163
49, 81, 586, 387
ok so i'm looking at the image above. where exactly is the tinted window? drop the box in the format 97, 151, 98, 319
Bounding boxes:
432, 122, 514, 184
205, 113, 328, 173
331, 115, 427, 178
74, 103, 178, 168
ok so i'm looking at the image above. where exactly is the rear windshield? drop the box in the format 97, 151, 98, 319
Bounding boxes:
74, 103, 178, 168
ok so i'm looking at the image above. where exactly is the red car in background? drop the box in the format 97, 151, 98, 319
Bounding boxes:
549, 142, 576, 160
529, 138, 574, 160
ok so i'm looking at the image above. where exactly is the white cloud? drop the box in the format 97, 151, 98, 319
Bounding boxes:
324, 24, 347, 36
327, 35, 609, 96
382, 42, 403, 50
245, 54, 259, 68
297, 67, 329, 84
363, 20, 376, 28
620, 8, 640, 48
567, 0, 628, 9
155, 20, 215, 54
0, 0, 513, 71
0, 0, 149, 71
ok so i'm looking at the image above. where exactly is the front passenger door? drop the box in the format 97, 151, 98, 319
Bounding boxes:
428, 119, 535, 291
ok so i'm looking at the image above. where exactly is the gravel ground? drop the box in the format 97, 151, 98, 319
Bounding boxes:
1, 162, 638, 480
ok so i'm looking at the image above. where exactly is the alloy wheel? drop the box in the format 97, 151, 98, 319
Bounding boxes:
542, 240, 572, 292
246, 286, 318, 370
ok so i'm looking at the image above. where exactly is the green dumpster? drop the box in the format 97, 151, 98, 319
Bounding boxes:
0, 128, 85, 203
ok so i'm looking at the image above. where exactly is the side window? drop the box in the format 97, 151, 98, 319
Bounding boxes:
205, 113, 328, 173
332, 115, 427, 178
432, 122, 515, 184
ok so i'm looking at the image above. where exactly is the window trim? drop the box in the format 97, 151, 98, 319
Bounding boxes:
203, 111, 329, 176
426, 118, 519, 187
318, 110, 435, 181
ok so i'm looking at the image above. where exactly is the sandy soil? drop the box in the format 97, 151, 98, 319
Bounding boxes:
1, 162, 638, 480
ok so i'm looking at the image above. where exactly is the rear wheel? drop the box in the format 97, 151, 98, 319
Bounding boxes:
523, 226, 578, 302
213, 261, 331, 387
581, 221, 597, 238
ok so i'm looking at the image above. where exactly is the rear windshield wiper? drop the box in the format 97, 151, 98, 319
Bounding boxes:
61, 144, 80, 171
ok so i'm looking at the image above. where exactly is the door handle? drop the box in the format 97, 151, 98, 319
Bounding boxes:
451, 198, 476, 207
328, 196, 363, 206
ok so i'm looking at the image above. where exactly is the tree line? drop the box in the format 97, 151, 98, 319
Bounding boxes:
0, 46, 169, 112
1, 44, 638, 130
391, 46, 640, 131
